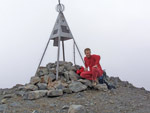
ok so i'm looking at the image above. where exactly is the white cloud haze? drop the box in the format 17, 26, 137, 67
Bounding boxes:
0, 0, 150, 90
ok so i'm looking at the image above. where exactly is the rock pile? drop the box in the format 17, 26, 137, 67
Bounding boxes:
1, 61, 149, 113
17, 61, 109, 100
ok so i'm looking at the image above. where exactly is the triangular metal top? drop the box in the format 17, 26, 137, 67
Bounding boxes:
50, 12, 73, 46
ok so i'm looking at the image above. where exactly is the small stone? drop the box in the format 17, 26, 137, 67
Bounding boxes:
69, 81, 87, 93
36, 67, 49, 76
32, 110, 39, 113
68, 105, 87, 113
47, 89, 63, 97
70, 66, 77, 71
15, 91, 25, 97
10, 102, 21, 107
64, 62, 73, 71
55, 61, 67, 66
63, 88, 73, 94
0, 104, 7, 112
1, 99, 7, 104
64, 71, 70, 82
109, 100, 114, 104
58, 66, 65, 74
44, 73, 56, 83
46, 63, 55, 70
62, 105, 69, 109
30, 76, 40, 85
50, 104, 56, 107
94, 84, 108, 92
24, 84, 38, 91
54, 81, 65, 90
68, 71, 80, 81
37, 83, 47, 90
17, 85, 25, 91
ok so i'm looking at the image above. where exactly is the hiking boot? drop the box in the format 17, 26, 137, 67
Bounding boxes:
98, 76, 104, 84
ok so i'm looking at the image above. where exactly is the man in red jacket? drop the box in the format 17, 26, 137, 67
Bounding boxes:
80, 48, 103, 86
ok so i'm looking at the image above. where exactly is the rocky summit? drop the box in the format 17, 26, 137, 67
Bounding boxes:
0, 61, 150, 113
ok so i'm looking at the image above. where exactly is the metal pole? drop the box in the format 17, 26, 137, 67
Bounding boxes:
73, 41, 76, 65
62, 40, 65, 61
34, 37, 51, 76
56, 36, 61, 80
72, 38, 85, 66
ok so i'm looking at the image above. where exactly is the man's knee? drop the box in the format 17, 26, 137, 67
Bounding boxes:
80, 72, 85, 78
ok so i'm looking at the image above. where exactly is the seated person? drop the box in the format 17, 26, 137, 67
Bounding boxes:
80, 48, 103, 86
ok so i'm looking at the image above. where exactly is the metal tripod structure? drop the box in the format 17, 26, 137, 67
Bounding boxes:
35, 0, 85, 80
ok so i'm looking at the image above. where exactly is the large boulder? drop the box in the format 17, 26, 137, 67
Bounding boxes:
69, 81, 87, 93
23, 90, 47, 100
68, 105, 87, 113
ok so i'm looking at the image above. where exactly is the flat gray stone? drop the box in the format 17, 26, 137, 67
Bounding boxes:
30, 76, 40, 85
37, 83, 47, 90
23, 90, 48, 100
63, 88, 73, 94
94, 84, 108, 92
78, 79, 92, 87
3, 94, 14, 98
47, 89, 63, 97
25, 84, 38, 91
69, 81, 87, 93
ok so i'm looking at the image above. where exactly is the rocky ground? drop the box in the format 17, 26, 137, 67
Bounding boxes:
0, 61, 150, 113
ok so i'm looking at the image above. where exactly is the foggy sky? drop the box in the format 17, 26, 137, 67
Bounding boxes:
0, 0, 150, 90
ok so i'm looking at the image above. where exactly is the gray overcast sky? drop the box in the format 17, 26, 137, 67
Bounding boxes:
0, 0, 150, 90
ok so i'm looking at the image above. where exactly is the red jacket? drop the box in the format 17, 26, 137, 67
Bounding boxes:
84, 54, 103, 75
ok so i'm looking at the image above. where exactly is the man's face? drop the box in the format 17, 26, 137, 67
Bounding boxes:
85, 50, 91, 58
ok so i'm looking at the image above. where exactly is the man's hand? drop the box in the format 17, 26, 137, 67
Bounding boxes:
84, 68, 88, 71
93, 65, 97, 68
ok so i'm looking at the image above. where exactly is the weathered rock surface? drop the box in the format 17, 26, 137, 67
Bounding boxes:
47, 89, 63, 97
24, 84, 38, 91
23, 90, 47, 100
37, 83, 47, 90
68, 105, 87, 113
30, 76, 40, 85
1, 61, 150, 113
69, 81, 87, 93
94, 84, 108, 92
